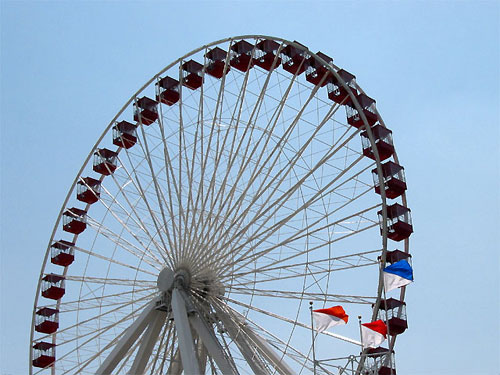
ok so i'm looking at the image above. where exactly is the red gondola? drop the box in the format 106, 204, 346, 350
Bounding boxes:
32, 342, 56, 368
133, 96, 158, 125
364, 347, 397, 375
361, 125, 394, 161
41, 274, 65, 300
206, 47, 229, 79
93, 148, 118, 176
305, 51, 333, 86
35, 307, 59, 334
230, 40, 254, 72
346, 93, 378, 128
253, 39, 282, 71
156, 76, 180, 106
77, 177, 101, 204
372, 161, 407, 199
62, 207, 87, 235
380, 249, 412, 265
182, 60, 204, 90
327, 69, 357, 104
281, 42, 310, 76
378, 203, 413, 242
113, 121, 137, 149
51, 240, 75, 267
377, 298, 408, 336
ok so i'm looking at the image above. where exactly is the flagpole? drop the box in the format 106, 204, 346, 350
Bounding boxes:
358, 315, 363, 348
380, 259, 394, 375
309, 302, 317, 375
356, 315, 364, 375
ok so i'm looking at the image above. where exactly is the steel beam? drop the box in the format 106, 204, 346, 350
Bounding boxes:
190, 314, 238, 375
170, 288, 201, 374
216, 309, 268, 374
128, 310, 167, 375
197, 336, 208, 374
96, 300, 157, 375
240, 323, 294, 375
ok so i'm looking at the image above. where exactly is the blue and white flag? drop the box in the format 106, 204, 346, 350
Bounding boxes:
383, 260, 413, 292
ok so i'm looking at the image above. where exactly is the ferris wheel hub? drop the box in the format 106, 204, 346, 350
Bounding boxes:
157, 267, 174, 292
157, 267, 193, 292
173, 268, 191, 288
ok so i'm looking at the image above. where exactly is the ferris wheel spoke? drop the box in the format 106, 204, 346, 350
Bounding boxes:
218, 182, 374, 278
90, 189, 165, 261
192, 56, 302, 260
126, 308, 167, 375
165, 339, 182, 375
208, 124, 360, 274
220, 201, 380, 278
150, 323, 175, 375
99, 171, 171, 266
224, 224, 379, 290
228, 130, 361, 240
226, 183, 376, 272
184, 54, 233, 268
230, 249, 380, 281
216, 300, 309, 374
225, 289, 376, 305
146, 118, 183, 266
212, 74, 318, 234
179, 51, 226, 266
146, 320, 170, 375
72, 245, 157, 277
173, 100, 198, 262
65, 275, 155, 287
243, 122, 358, 216
210, 298, 288, 374
133, 123, 178, 267
60, 299, 156, 374
85, 214, 163, 270
62, 292, 152, 315
54, 286, 156, 313
116, 147, 175, 266
186, 53, 256, 270
183, 53, 250, 269
194, 71, 329, 274
224, 297, 361, 347
174, 63, 191, 266
54, 296, 152, 360
246, 184, 374, 258
202, 48, 281, 227
113, 337, 142, 373
45, 291, 156, 345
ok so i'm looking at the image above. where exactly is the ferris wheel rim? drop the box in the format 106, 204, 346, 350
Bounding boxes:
30, 35, 411, 375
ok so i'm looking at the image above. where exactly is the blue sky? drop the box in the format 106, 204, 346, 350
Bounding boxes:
1, 1, 498, 374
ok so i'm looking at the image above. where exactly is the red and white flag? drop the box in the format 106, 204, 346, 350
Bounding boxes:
361, 320, 387, 348
312, 306, 349, 333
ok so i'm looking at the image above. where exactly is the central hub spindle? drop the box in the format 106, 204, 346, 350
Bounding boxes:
157, 267, 191, 292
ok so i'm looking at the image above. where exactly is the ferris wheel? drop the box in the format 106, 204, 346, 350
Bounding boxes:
30, 35, 413, 375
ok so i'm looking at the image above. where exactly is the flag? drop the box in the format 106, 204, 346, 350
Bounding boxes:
361, 320, 387, 348
383, 260, 413, 293
312, 306, 348, 333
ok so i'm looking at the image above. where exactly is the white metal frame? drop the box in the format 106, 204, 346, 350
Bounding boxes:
30, 35, 410, 375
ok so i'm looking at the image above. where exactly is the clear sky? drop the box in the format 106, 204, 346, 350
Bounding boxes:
1, 1, 499, 374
